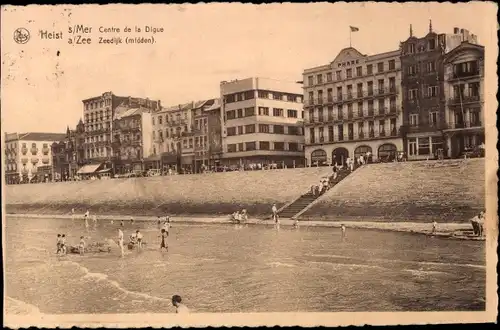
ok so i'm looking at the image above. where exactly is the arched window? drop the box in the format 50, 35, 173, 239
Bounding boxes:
311, 149, 327, 165
378, 143, 397, 162
354, 145, 373, 159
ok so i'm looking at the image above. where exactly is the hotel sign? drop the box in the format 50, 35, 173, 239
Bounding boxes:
338, 59, 360, 68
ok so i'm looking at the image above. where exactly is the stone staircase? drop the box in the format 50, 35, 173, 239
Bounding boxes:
278, 167, 355, 219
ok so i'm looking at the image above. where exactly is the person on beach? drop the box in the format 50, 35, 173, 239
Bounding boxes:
341, 224, 347, 239
130, 217, 134, 225
432, 220, 438, 234
79, 236, 86, 256
293, 218, 300, 229
162, 219, 171, 236
272, 204, 280, 230
160, 229, 168, 252
56, 234, 62, 254
477, 211, 485, 237
470, 213, 481, 236
332, 164, 338, 181
136, 230, 143, 249
172, 295, 189, 313
120, 220, 124, 227
157, 216, 162, 229
93, 215, 98, 229
84, 209, 90, 220
117, 228, 124, 257
61, 234, 67, 254
71, 208, 75, 221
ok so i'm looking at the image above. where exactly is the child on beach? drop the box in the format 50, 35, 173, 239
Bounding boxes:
136, 230, 143, 249
160, 229, 168, 252
172, 295, 189, 313
56, 234, 62, 254
117, 228, 124, 258
341, 224, 347, 239
79, 236, 86, 256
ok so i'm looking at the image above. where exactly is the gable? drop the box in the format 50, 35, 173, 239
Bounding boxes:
331, 47, 366, 69
444, 43, 484, 64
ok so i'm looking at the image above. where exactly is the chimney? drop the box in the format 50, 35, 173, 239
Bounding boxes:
454, 27, 459, 34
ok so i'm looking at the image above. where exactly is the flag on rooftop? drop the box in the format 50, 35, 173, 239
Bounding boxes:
350, 26, 359, 32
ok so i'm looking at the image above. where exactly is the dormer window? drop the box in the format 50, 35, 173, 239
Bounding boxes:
428, 39, 436, 50
408, 44, 415, 54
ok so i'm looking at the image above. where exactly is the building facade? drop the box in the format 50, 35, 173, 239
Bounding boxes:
220, 77, 305, 168
151, 99, 216, 173
303, 47, 403, 166
82, 92, 160, 172
400, 23, 479, 160
51, 120, 86, 181
111, 107, 153, 174
4, 132, 66, 184
442, 42, 485, 158
192, 99, 223, 170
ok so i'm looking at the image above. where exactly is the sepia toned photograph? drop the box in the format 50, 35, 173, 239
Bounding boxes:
1, 2, 498, 328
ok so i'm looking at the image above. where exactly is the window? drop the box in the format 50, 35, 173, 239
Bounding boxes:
158, 116, 163, 125
227, 127, 236, 136
288, 126, 300, 135
273, 93, 283, 100
389, 77, 396, 92
326, 72, 332, 82
274, 142, 285, 151
379, 120, 385, 136
357, 83, 363, 97
317, 74, 323, 84
273, 125, 285, 134
258, 90, 269, 99
258, 107, 269, 116
346, 68, 352, 79
356, 66, 363, 76
227, 144, 237, 153
338, 124, 344, 141
288, 143, 299, 151
408, 65, 417, 75
336, 70, 342, 80
378, 99, 385, 113
408, 44, 415, 54
287, 109, 298, 118
409, 89, 418, 100
245, 124, 256, 134
246, 142, 256, 151
259, 124, 269, 133
159, 130, 163, 140
260, 141, 270, 150
429, 111, 438, 126
426, 61, 436, 72
237, 109, 243, 118
238, 143, 244, 151
318, 127, 324, 142
152, 117, 156, 125
428, 86, 439, 97
431, 136, 443, 152
328, 126, 334, 142
152, 131, 156, 140
377, 62, 384, 73
428, 38, 436, 50
309, 127, 315, 144
410, 114, 419, 127
418, 137, 430, 155
308, 76, 314, 86
358, 122, 364, 138
389, 60, 395, 70
470, 109, 481, 126
244, 107, 255, 117
367, 64, 373, 75
244, 91, 254, 100
237, 126, 243, 135
226, 110, 236, 120
273, 108, 284, 117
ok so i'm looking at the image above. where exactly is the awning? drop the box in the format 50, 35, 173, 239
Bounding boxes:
97, 168, 111, 173
77, 164, 101, 175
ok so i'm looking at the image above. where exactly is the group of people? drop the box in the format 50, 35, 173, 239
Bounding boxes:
230, 209, 248, 223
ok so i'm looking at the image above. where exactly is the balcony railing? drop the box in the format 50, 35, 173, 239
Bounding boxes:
347, 111, 353, 119
390, 128, 398, 136
448, 94, 480, 105
448, 121, 483, 129
358, 132, 365, 139
379, 130, 386, 137
306, 87, 401, 106
369, 131, 375, 138
348, 134, 354, 140
452, 70, 481, 79
368, 108, 374, 117
338, 135, 344, 141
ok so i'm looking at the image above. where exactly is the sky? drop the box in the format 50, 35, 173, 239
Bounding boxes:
1, 2, 496, 134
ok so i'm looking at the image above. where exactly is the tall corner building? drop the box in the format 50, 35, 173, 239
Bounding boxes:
303, 47, 403, 166
220, 77, 305, 167
399, 22, 480, 160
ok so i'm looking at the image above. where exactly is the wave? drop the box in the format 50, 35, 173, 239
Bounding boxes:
418, 261, 485, 269
266, 261, 296, 268
310, 254, 354, 259
404, 269, 449, 276
4, 296, 43, 315
61, 260, 171, 303
309, 260, 387, 271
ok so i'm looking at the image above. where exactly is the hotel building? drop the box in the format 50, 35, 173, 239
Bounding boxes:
220, 77, 305, 167
81, 92, 160, 171
442, 41, 484, 158
400, 23, 479, 160
4, 132, 67, 184
51, 120, 86, 181
303, 47, 403, 166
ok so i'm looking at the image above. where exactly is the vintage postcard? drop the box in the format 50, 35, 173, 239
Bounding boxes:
1, 2, 498, 328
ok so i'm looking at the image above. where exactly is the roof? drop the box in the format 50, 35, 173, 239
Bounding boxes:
18, 132, 67, 142
443, 41, 484, 63
204, 98, 221, 112
114, 107, 150, 120
77, 164, 102, 174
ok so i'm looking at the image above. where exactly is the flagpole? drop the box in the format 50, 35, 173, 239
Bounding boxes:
349, 29, 352, 47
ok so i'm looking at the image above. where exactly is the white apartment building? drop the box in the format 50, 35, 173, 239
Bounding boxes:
4, 132, 66, 184
303, 47, 403, 166
442, 41, 485, 158
220, 77, 305, 167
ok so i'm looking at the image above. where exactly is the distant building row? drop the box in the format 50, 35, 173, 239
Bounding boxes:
4, 23, 484, 182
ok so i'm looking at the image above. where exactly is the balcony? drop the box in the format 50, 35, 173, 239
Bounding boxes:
448, 94, 480, 105
348, 134, 354, 140
346, 93, 354, 101
357, 109, 364, 117
358, 132, 365, 139
447, 121, 483, 129
451, 70, 481, 80
369, 131, 375, 138
390, 128, 398, 136
338, 135, 344, 142
347, 111, 354, 120
367, 108, 374, 117
379, 130, 386, 137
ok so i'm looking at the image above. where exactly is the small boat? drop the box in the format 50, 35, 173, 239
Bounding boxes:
66, 242, 112, 254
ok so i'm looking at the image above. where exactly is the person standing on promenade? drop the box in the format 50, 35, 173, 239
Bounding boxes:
117, 228, 124, 257
341, 224, 347, 240
172, 295, 189, 313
